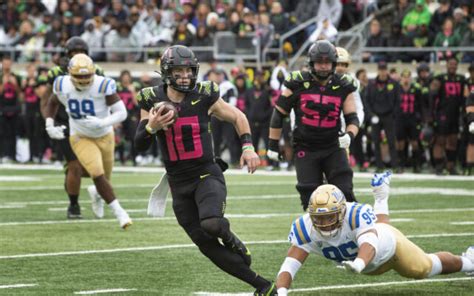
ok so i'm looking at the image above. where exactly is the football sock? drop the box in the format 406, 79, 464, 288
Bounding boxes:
68, 194, 79, 205
428, 254, 442, 277
461, 256, 474, 272
108, 199, 123, 212
374, 199, 389, 216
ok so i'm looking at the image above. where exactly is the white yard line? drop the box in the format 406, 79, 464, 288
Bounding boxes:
1, 233, 473, 260
0, 283, 37, 289
194, 277, 474, 295
0, 205, 25, 209
451, 222, 474, 225
0, 176, 41, 181
2, 163, 474, 180
74, 288, 137, 295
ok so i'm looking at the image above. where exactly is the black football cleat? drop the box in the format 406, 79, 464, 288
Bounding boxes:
224, 233, 252, 266
254, 282, 277, 296
67, 204, 82, 219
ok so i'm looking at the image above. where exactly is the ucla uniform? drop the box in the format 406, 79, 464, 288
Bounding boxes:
289, 202, 435, 278
53, 74, 117, 179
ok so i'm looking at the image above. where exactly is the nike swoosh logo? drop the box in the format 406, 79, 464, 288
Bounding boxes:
332, 85, 340, 90
200, 173, 210, 179
191, 99, 201, 105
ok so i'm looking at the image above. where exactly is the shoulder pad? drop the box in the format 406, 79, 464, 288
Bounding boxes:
285, 71, 306, 83
94, 65, 105, 76
289, 215, 312, 245
340, 74, 359, 89
197, 81, 219, 96
47, 66, 64, 82
347, 203, 377, 230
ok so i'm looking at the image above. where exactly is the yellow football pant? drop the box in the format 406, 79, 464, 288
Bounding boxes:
69, 132, 115, 180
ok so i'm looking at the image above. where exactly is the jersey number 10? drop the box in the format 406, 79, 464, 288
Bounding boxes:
165, 116, 203, 161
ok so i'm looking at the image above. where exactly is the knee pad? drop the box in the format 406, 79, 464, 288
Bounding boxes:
296, 183, 318, 211
200, 217, 230, 238
187, 226, 215, 248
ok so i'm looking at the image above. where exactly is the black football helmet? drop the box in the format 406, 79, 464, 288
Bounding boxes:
65, 37, 89, 57
307, 40, 337, 80
160, 45, 199, 93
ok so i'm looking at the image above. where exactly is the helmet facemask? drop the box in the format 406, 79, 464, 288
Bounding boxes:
161, 46, 200, 93
307, 40, 337, 81
309, 204, 346, 238
164, 65, 199, 93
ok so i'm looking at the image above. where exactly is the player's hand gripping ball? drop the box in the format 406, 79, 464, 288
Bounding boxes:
153, 101, 178, 127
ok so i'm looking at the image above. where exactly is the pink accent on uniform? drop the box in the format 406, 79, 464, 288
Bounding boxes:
166, 116, 203, 161
300, 94, 341, 128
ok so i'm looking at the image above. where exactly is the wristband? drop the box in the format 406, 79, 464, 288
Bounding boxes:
353, 257, 366, 273
145, 124, 158, 134
240, 133, 252, 145
242, 143, 255, 152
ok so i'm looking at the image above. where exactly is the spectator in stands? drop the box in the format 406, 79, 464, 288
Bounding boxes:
392, 0, 414, 25
433, 18, 461, 61
410, 23, 432, 62
429, 0, 452, 36
70, 12, 85, 37
230, 11, 243, 35
81, 19, 104, 61
270, 1, 289, 46
109, 0, 128, 22
308, 17, 338, 43
362, 19, 387, 63
1, 1, 20, 29
452, 7, 468, 38
193, 25, 213, 61
387, 22, 411, 62
461, 17, 474, 63
206, 12, 219, 35
255, 13, 274, 51
316, 0, 342, 28
44, 19, 62, 48
0, 26, 20, 49
402, 0, 431, 38
173, 21, 194, 47
106, 22, 140, 62
191, 3, 210, 29
239, 9, 256, 37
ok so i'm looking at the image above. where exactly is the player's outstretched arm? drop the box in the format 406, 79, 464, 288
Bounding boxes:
209, 98, 260, 173
276, 246, 308, 296
342, 229, 378, 274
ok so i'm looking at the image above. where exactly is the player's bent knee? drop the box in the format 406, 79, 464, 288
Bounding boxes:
67, 161, 83, 177
200, 217, 229, 238
187, 227, 215, 248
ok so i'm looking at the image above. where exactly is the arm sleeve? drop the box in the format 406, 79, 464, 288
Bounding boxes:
104, 78, 117, 96
134, 119, 154, 152
102, 100, 127, 126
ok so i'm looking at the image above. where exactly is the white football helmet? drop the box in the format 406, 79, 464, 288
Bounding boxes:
308, 184, 347, 238
68, 53, 95, 91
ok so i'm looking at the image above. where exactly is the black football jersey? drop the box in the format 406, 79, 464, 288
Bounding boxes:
47, 64, 104, 124
276, 71, 356, 150
434, 73, 466, 116
136, 82, 220, 177
397, 83, 422, 117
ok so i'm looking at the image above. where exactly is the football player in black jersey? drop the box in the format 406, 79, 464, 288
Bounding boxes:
267, 40, 360, 211
431, 57, 467, 175
466, 90, 474, 175
39, 37, 104, 219
134, 45, 276, 295
395, 70, 423, 173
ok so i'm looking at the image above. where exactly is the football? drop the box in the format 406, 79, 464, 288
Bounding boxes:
153, 101, 179, 122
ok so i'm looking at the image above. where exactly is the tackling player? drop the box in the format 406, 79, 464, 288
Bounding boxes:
134, 45, 276, 295
267, 40, 360, 210
44, 54, 132, 229
275, 172, 474, 295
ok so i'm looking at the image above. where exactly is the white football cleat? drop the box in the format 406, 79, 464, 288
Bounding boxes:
371, 171, 392, 202
117, 211, 132, 230
87, 185, 104, 218
462, 246, 474, 276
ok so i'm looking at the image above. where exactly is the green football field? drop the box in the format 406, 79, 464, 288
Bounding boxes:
0, 166, 473, 295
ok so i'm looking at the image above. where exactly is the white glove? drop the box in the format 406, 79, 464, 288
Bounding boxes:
371, 170, 392, 200
267, 150, 280, 161
342, 258, 365, 273
45, 118, 66, 140
371, 115, 379, 125
80, 116, 105, 130
339, 133, 351, 149
469, 122, 474, 134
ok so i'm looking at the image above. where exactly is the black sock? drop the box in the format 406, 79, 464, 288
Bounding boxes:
69, 194, 79, 205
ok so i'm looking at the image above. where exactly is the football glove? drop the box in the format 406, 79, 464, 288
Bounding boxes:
338, 133, 351, 149
342, 258, 365, 273
45, 118, 66, 140
469, 122, 474, 134
267, 139, 281, 161
371, 171, 392, 201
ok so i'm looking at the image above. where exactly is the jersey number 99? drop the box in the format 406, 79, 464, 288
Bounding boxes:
68, 99, 96, 119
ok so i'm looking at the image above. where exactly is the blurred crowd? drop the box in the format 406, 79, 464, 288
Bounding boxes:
1, 54, 474, 175
0, 0, 396, 63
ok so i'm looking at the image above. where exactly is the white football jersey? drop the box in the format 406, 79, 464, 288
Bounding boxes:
340, 74, 364, 131
53, 75, 117, 138
288, 202, 396, 273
